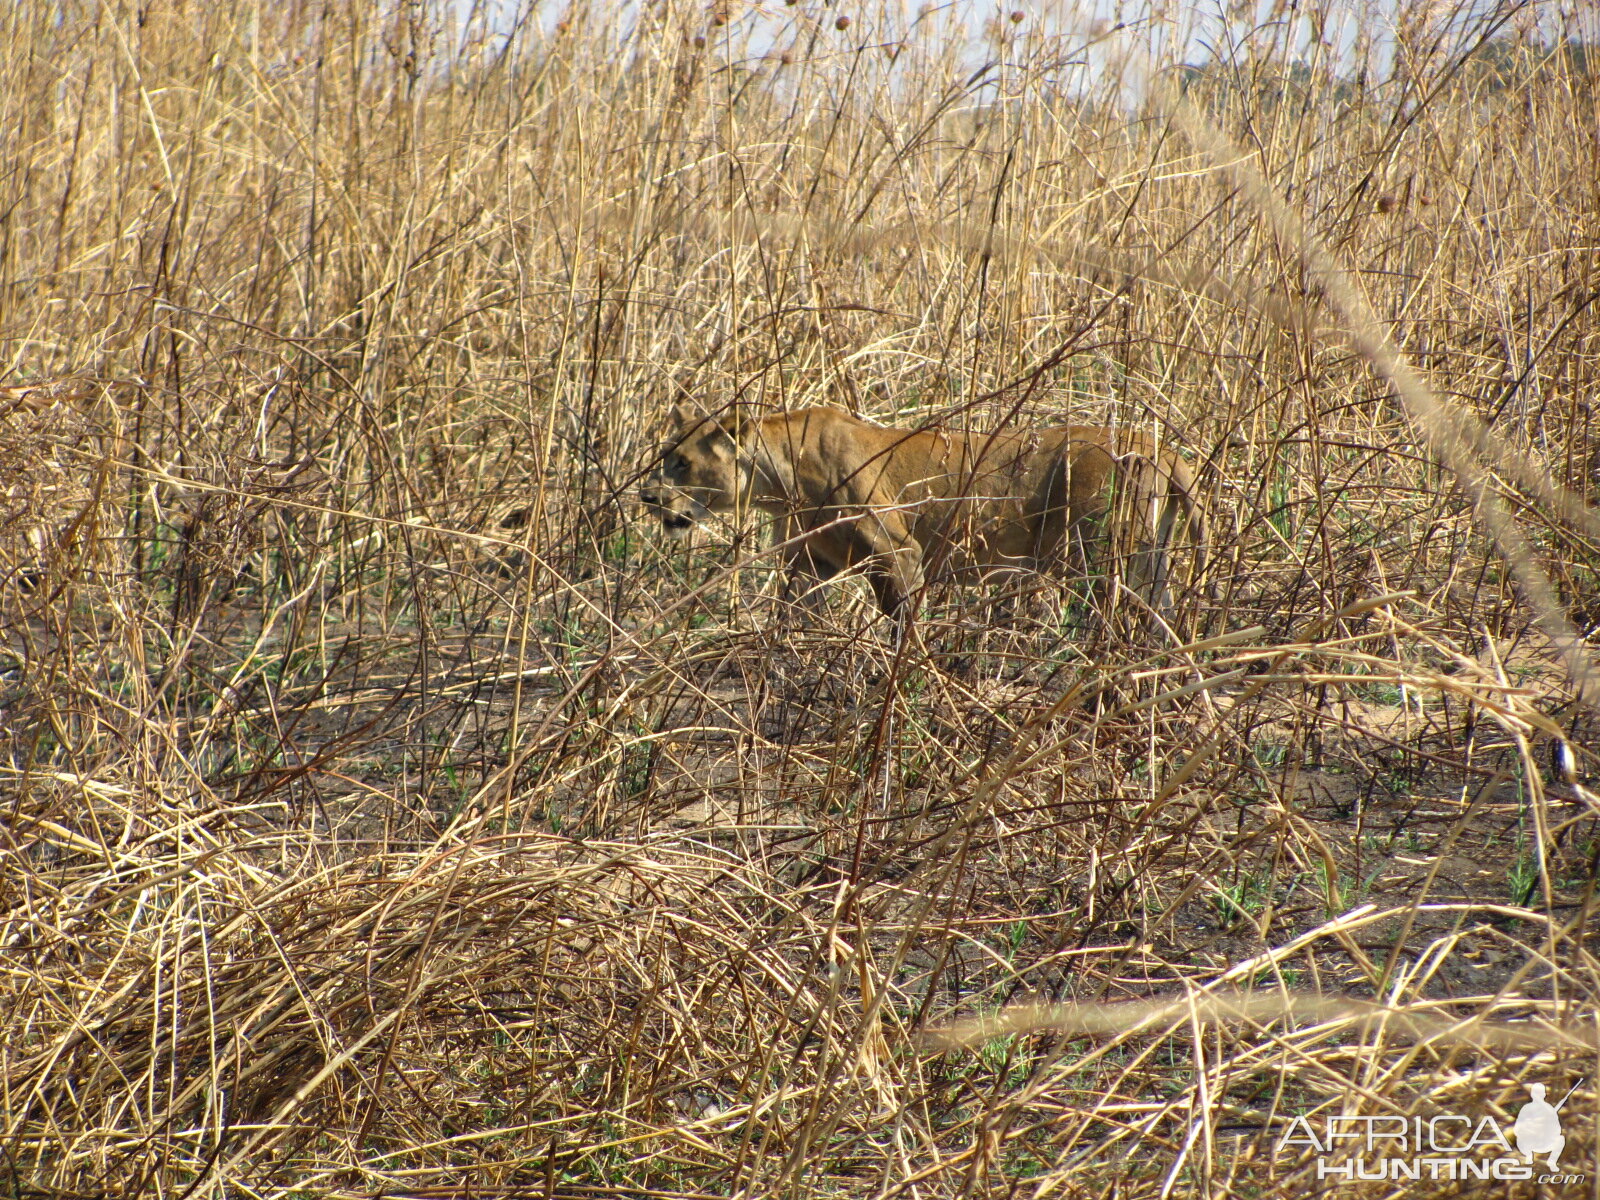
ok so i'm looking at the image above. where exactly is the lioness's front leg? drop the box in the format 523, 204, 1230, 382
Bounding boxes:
779, 540, 841, 619
852, 510, 925, 617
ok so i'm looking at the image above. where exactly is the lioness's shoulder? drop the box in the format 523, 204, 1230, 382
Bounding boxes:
759, 405, 868, 431
752, 408, 908, 488
757, 405, 880, 446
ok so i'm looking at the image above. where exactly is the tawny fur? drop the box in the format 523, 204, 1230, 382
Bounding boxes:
641, 404, 1205, 617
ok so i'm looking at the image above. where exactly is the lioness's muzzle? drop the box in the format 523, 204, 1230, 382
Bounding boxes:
640, 488, 694, 530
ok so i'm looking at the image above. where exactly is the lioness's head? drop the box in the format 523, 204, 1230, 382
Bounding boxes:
639, 404, 755, 536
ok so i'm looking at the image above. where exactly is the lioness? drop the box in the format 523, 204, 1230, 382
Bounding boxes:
640, 404, 1204, 619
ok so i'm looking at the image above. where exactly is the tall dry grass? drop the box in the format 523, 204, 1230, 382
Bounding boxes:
3, 0, 1599, 1195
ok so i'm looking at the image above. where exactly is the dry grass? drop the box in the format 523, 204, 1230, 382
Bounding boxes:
4, 1, 1600, 1196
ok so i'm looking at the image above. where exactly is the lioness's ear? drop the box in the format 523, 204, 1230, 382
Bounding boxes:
664, 401, 746, 441
714, 407, 749, 441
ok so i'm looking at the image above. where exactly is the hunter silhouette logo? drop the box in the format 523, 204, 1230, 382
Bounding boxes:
1515, 1082, 1577, 1169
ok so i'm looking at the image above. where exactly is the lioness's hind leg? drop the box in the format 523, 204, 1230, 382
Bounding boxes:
1085, 455, 1178, 637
